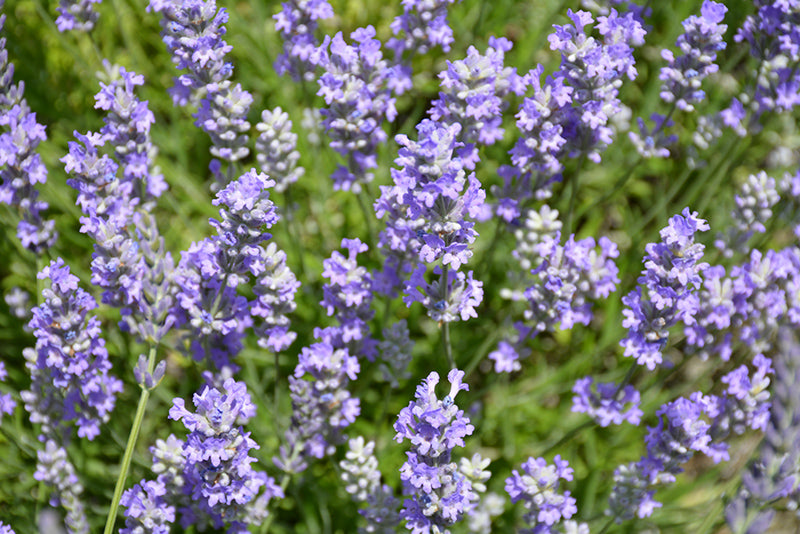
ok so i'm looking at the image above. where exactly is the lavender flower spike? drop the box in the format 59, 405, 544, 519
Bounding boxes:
273, 0, 333, 82
255, 107, 305, 193
22, 258, 123, 442
394, 369, 477, 533
169, 378, 283, 530
620, 208, 709, 370
506, 455, 577, 532
55, 0, 101, 31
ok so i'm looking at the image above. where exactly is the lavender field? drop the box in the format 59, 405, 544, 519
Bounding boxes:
1, 0, 799, 532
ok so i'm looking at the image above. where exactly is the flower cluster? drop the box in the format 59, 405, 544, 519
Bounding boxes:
34, 440, 89, 534
55, 0, 101, 31
505, 455, 578, 533
394, 369, 477, 533
317, 238, 377, 359
630, 1, 728, 158
491, 232, 619, 373
0, 9, 57, 253
148, 0, 252, 184
377, 319, 414, 388
726, 329, 800, 532
64, 67, 175, 344
388, 0, 458, 57
621, 208, 709, 370
340, 436, 401, 532
498, 8, 645, 210
608, 356, 773, 521
166, 378, 282, 530
22, 258, 122, 442
430, 36, 524, 168
277, 342, 360, 473
255, 107, 305, 193
571, 377, 643, 427
273, 0, 333, 82
715, 171, 780, 256
735, 0, 800, 116
685, 246, 800, 363
314, 26, 398, 192
174, 170, 298, 369
459, 454, 504, 534
375, 119, 485, 319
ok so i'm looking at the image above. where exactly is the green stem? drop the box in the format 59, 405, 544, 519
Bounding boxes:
103, 345, 158, 534
564, 153, 587, 237
440, 265, 455, 370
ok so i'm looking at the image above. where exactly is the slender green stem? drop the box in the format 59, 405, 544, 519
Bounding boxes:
103, 345, 158, 534
540, 420, 594, 456
564, 154, 587, 237
440, 265, 455, 370
283, 187, 308, 282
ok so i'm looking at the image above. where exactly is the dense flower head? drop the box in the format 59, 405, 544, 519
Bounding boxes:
394, 369, 476, 533
715, 171, 780, 256
491, 232, 619, 373
22, 258, 122, 442
169, 378, 282, 530
149, 0, 252, 183
621, 208, 710, 370
548, 9, 646, 163
726, 329, 800, 532
251, 242, 301, 352
277, 342, 361, 473
659, 1, 728, 112
315, 26, 398, 192
571, 377, 643, 427
685, 247, 800, 362
389, 0, 458, 58
319, 238, 377, 359
405, 265, 483, 323
735, 0, 800, 115
378, 319, 415, 387
210, 170, 279, 254
55, 0, 101, 31
34, 440, 89, 534
119, 480, 176, 534
255, 107, 305, 193
273, 0, 334, 82
505, 455, 577, 533
0, 32, 57, 254
430, 37, 524, 168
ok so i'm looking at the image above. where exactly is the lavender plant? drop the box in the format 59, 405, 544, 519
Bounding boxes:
3, 0, 800, 533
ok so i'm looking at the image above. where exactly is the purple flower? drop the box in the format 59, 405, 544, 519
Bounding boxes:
571, 377, 643, 426
21, 258, 123, 442
276, 342, 361, 473
55, 0, 101, 31
715, 171, 780, 256
119, 480, 175, 534
430, 37, 524, 168
620, 208, 709, 370
404, 265, 483, 323
0, 361, 16, 423
273, 0, 333, 82
394, 369, 477, 533
169, 378, 283, 529
659, 1, 728, 112
318, 238, 377, 359
0, 12, 57, 252
506, 455, 577, 532
389, 0, 458, 57
34, 440, 89, 534
315, 26, 398, 192
148, 0, 252, 185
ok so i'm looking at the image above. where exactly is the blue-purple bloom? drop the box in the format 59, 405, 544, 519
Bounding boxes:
55, 0, 101, 31
0, 10, 57, 253
430, 36, 524, 169
394, 369, 477, 533
273, 0, 333, 82
34, 440, 89, 534
119, 480, 175, 534
621, 208, 709, 370
314, 26, 398, 192
506, 455, 577, 533
317, 238, 377, 360
167, 377, 282, 530
22, 258, 122, 442
148, 0, 252, 184
571, 377, 642, 427
276, 342, 361, 473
